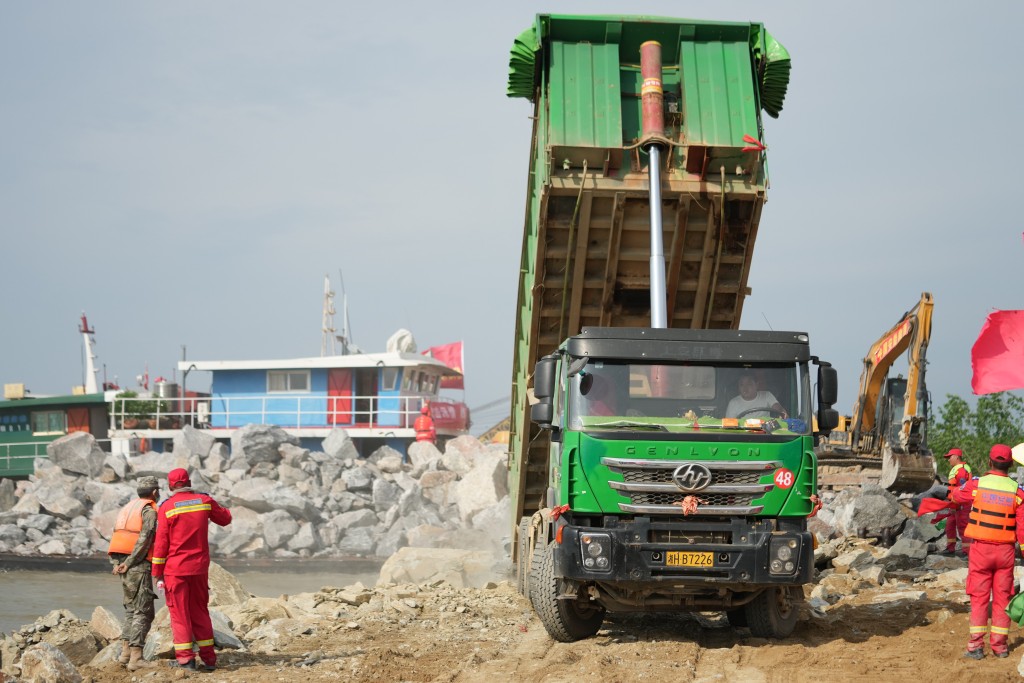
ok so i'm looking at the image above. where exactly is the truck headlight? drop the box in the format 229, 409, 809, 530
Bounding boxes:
769, 537, 800, 575
580, 533, 612, 572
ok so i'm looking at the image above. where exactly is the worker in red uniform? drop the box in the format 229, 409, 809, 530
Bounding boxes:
943, 448, 973, 555
151, 468, 231, 671
414, 403, 436, 444
952, 444, 1024, 659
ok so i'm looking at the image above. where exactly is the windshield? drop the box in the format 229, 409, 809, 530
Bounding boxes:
567, 360, 811, 436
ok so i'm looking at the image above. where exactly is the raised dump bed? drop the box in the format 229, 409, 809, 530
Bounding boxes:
506, 14, 792, 527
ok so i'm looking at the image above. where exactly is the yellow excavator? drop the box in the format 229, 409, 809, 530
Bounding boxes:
816, 292, 937, 492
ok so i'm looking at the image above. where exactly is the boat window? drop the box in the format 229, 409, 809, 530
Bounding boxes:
401, 370, 412, 391
31, 410, 65, 435
267, 370, 310, 393
424, 374, 438, 394
381, 368, 399, 391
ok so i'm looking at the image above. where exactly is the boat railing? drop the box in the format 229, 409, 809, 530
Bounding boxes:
0, 438, 115, 474
108, 395, 469, 432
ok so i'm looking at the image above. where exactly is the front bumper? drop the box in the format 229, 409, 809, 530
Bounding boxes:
554, 516, 812, 586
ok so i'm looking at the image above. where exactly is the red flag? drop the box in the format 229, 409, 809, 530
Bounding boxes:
424, 341, 464, 390
971, 310, 1024, 394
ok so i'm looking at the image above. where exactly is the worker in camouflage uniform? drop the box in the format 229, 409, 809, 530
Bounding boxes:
108, 476, 160, 671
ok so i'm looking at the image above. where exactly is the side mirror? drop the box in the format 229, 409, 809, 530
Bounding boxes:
531, 402, 554, 427
534, 355, 558, 400
817, 407, 840, 433
817, 364, 838, 406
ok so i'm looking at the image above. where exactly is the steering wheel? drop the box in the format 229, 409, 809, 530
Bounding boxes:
735, 407, 787, 420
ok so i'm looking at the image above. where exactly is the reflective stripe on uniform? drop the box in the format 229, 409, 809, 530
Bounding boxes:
970, 625, 990, 634
165, 503, 212, 518
992, 625, 1010, 635
174, 642, 194, 650
196, 638, 214, 647
152, 557, 166, 564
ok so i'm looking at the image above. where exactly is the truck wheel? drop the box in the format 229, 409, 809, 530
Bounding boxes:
516, 517, 532, 597
530, 540, 605, 642
744, 586, 800, 638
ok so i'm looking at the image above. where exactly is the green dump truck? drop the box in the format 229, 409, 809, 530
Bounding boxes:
506, 14, 840, 641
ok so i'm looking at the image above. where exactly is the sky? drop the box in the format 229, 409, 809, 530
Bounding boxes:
2, 2, 1022, 435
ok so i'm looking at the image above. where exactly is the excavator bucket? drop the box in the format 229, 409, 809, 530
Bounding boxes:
878, 450, 937, 493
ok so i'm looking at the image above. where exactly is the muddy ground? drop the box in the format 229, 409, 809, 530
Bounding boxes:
83, 579, 1023, 683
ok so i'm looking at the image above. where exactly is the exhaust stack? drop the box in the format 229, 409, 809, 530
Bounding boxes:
641, 41, 667, 329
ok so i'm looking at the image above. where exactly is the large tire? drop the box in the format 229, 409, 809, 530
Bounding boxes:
516, 517, 532, 597
744, 586, 801, 638
529, 540, 605, 642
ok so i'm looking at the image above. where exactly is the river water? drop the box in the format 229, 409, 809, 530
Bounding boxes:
0, 557, 381, 635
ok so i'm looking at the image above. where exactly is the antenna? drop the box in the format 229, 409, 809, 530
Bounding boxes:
78, 312, 99, 394
321, 275, 337, 357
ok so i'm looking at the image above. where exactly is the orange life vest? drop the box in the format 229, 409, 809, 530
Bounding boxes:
107, 498, 157, 560
414, 414, 436, 442
965, 474, 1022, 544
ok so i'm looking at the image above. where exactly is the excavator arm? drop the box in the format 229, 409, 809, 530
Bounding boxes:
850, 292, 933, 450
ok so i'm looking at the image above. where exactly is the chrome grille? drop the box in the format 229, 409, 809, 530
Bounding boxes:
602, 457, 780, 515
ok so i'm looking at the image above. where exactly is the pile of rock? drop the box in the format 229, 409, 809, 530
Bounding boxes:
0, 426, 511, 561
806, 484, 978, 615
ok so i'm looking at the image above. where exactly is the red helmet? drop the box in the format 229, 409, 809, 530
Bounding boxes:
420, 404, 430, 415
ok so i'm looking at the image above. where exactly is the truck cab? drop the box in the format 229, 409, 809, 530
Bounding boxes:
520, 327, 838, 641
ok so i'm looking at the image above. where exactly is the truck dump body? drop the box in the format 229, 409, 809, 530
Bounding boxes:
507, 15, 791, 526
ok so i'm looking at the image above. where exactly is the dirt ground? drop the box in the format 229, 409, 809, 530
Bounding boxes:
81, 578, 1024, 683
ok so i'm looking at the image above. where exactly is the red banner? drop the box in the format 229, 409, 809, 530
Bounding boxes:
971, 310, 1024, 395
424, 341, 464, 389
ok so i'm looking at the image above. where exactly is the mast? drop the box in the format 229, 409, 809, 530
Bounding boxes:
321, 275, 337, 357
79, 313, 99, 394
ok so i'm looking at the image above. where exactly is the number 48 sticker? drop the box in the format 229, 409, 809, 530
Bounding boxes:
774, 468, 795, 489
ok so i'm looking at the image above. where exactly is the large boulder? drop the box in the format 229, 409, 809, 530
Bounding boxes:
88, 606, 123, 642
261, 510, 300, 550
208, 562, 252, 607
172, 426, 216, 462
377, 546, 501, 588
231, 424, 298, 466
407, 441, 441, 472
828, 485, 907, 537
228, 477, 277, 512
322, 429, 359, 460
454, 452, 509, 522
46, 432, 105, 478
34, 487, 85, 521
19, 641, 83, 683
0, 477, 16, 511
127, 451, 186, 479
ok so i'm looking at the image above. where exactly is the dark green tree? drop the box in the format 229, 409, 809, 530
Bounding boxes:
931, 392, 1024, 477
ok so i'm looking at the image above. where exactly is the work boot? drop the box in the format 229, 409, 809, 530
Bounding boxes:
126, 646, 154, 671
995, 651, 1009, 659
117, 639, 131, 665
964, 648, 984, 660
168, 659, 198, 670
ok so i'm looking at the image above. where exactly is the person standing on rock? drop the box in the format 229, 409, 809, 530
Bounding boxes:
414, 402, 437, 445
152, 467, 231, 671
943, 448, 973, 556
952, 444, 1024, 659
108, 475, 159, 671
